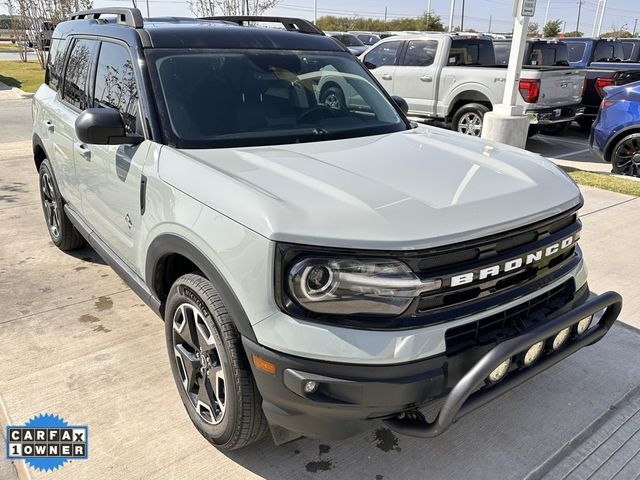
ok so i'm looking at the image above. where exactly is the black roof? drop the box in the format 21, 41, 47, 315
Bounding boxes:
54, 9, 344, 52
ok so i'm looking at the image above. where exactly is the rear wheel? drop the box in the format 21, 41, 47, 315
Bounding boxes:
38, 159, 85, 251
452, 103, 490, 137
611, 133, 640, 177
165, 273, 268, 450
538, 122, 570, 136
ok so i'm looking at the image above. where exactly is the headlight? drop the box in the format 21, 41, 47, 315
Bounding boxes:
287, 257, 441, 316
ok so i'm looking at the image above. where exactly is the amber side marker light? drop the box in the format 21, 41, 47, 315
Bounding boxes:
252, 354, 277, 375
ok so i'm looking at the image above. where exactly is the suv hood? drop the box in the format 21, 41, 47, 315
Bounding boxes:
159, 126, 582, 250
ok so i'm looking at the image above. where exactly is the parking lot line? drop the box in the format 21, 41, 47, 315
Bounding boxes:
552, 148, 592, 159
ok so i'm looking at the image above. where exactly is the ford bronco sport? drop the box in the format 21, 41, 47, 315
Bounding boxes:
32, 7, 622, 450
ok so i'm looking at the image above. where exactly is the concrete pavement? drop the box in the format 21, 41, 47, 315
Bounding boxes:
1, 97, 639, 480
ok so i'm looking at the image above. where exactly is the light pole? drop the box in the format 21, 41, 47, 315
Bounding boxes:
543, 0, 551, 28
481, 0, 534, 149
448, 0, 456, 32
427, 0, 432, 30
460, 0, 465, 31
596, 0, 608, 37
576, 0, 583, 35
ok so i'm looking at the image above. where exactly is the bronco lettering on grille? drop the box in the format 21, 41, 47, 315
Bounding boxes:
449, 234, 577, 288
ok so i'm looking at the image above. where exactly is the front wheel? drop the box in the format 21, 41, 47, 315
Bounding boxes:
451, 103, 490, 137
165, 273, 268, 450
611, 133, 640, 177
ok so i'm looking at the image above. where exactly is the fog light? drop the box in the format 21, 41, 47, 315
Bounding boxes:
488, 358, 511, 383
576, 316, 592, 335
303, 380, 319, 394
523, 341, 545, 366
552, 327, 571, 350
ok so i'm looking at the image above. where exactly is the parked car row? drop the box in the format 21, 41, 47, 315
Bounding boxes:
322, 30, 640, 176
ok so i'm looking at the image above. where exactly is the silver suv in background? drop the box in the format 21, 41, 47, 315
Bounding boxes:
32, 9, 621, 451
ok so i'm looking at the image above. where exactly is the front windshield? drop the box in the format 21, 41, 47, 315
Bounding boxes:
148, 50, 406, 148
332, 35, 365, 47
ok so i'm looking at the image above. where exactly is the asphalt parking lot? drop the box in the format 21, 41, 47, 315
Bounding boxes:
1, 91, 640, 480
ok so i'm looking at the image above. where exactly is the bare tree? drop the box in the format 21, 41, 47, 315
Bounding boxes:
3, 0, 28, 62
5, 0, 92, 67
188, 0, 280, 17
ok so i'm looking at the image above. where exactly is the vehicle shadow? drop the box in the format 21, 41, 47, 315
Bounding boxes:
67, 245, 107, 266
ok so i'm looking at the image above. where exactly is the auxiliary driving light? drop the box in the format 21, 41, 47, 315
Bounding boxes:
576, 316, 593, 335
552, 327, 571, 350
303, 380, 319, 394
488, 358, 511, 383
523, 341, 545, 366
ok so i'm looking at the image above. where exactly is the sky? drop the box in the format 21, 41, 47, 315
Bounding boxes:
2, 0, 639, 34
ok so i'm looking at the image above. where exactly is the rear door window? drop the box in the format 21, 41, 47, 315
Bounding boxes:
363, 41, 402, 68
448, 39, 495, 66
401, 40, 438, 67
93, 41, 140, 134
592, 41, 624, 62
567, 42, 586, 63
62, 38, 97, 110
494, 42, 510, 65
528, 43, 570, 66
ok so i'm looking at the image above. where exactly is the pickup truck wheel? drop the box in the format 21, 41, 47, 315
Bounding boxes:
611, 133, 640, 177
452, 103, 489, 137
38, 159, 86, 251
538, 122, 569, 136
576, 117, 594, 131
165, 273, 268, 450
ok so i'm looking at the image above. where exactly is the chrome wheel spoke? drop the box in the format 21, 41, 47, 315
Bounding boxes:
208, 364, 226, 409
174, 304, 200, 351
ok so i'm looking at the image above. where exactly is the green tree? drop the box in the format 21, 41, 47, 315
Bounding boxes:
543, 19, 562, 38
316, 10, 444, 33
600, 29, 633, 38
563, 31, 583, 37
528, 22, 540, 37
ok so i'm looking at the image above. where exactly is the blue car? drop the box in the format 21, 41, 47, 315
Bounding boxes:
591, 80, 640, 177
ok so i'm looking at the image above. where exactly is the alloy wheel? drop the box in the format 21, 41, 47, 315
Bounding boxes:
457, 112, 483, 136
41, 171, 61, 239
172, 303, 227, 425
613, 137, 640, 177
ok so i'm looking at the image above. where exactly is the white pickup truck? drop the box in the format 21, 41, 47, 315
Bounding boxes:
359, 33, 586, 136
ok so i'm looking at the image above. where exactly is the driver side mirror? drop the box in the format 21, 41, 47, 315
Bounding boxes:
392, 96, 409, 115
364, 61, 376, 70
75, 108, 143, 145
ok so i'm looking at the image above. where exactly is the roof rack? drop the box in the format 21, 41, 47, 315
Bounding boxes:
69, 7, 144, 29
201, 16, 324, 35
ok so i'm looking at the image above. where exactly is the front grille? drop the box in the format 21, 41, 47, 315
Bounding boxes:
444, 280, 581, 355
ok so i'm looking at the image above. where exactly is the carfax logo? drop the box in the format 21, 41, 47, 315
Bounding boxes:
5, 413, 88, 472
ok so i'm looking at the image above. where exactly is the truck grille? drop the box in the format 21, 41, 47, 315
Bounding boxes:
444, 279, 585, 355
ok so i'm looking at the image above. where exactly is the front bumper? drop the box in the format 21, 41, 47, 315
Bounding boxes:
244, 290, 622, 442
528, 105, 585, 124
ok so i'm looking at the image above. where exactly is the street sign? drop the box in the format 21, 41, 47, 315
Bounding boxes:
521, 0, 537, 16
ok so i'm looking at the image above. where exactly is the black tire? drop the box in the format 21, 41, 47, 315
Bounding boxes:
610, 133, 640, 177
538, 122, 570, 136
320, 85, 346, 111
527, 125, 539, 138
451, 103, 490, 137
164, 273, 268, 450
38, 159, 86, 251
576, 116, 594, 131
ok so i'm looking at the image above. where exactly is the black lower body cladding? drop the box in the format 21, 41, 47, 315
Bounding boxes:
243, 289, 622, 442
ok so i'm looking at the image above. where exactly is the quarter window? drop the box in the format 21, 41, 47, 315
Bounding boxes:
363, 41, 402, 68
401, 40, 437, 67
94, 42, 139, 134
46, 38, 68, 91
62, 39, 96, 110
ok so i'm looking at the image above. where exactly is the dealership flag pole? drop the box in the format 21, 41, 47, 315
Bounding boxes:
448, 0, 456, 32
596, 0, 607, 37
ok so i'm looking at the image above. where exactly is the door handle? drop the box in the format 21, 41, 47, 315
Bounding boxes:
381, 73, 393, 80
76, 144, 92, 161
420, 75, 433, 82
44, 121, 54, 133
